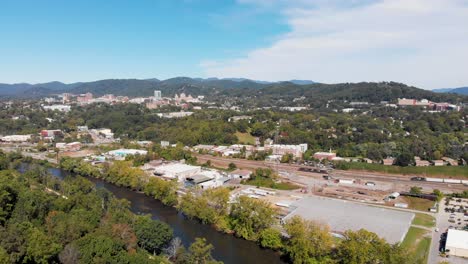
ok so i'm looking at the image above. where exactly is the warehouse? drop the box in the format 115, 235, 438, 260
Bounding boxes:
107, 149, 148, 159
282, 196, 414, 244
446, 229, 468, 258
153, 163, 201, 182
1, 134, 31, 142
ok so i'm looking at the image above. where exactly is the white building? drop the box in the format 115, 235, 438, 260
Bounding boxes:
157, 112, 194, 118
446, 229, 468, 257
186, 170, 228, 189
154, 90, 162, 100
264, 143, 308, 158
107, 149, 148, 159
1, 135, 31, 142
153, 163, 202, 182
43, 105, 71, 112
229, 169, 252, 179
280, 107, 308, 112
94, 128, 114, 139
77, 126, 89, 132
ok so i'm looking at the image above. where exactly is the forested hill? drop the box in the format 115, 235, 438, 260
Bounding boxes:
213, 81, 466, 105
0, 78, 466, 104
0, 78, 268, 98
433, 87, 468, 95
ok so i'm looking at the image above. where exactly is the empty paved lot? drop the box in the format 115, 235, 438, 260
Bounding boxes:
283, 196, 415, 244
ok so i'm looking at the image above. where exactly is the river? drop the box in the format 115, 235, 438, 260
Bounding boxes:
19, 164, 285, 264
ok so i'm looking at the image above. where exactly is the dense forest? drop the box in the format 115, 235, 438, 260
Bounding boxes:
0, 153, 221, 264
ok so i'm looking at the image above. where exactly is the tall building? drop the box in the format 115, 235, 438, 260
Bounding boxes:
154, 90, 162, 100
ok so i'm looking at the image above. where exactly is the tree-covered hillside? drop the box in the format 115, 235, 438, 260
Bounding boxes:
1, 78, 466, 105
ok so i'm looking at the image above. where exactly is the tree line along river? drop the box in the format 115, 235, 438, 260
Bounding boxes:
18, 164, 285, 264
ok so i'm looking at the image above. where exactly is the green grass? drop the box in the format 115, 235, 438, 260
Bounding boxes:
235, 132, 256, 145
402, 226, 431, 263
412, 213, 436, 228
242, 177, 301, 190
403, 197, 436, 212
341, 162, 468, 177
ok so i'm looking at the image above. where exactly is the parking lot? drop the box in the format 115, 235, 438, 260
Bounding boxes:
429, 197, 468, 263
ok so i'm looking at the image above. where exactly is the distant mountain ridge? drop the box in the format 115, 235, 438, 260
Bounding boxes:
433, 87, 468, 95
0, 78, 466, 104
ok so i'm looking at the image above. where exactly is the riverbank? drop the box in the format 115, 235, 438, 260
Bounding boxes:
18, 161, 285, 264
20, 155, 416, 263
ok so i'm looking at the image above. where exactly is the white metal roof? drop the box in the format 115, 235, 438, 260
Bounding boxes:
155, 163, 200, 173
446, 229, 468, 249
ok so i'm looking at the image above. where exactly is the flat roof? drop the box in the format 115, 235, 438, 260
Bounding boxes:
186, 174, 212, 184
283, 196, 414, 244
155, 163, 201, 173
446, 229, 468, 249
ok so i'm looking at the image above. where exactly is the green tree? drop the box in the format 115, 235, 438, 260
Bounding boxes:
410, 186, 422, 195
229, 196, 276, 240
280, 154, 294, 163
74, 233, 129, 263
433, 189, 444, 202
134, 215, 173, 255
186, 238, 222, 264
395, 152, 414, 167
283, 216, 333, 263
0, 247, 9, 263
336, 229, 407, 264
259, 228, 282, 250
25, 228, 62, 264
0, 175, 19, 225
228, 162, 237, 171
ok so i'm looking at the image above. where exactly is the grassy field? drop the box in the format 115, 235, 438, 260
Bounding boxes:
403, 197, 436, 212
402, 226, 431, 264
343, 162, 468, 177
412, 213, 436, 228
242, 177, 301, 190
235, 132, 256, 145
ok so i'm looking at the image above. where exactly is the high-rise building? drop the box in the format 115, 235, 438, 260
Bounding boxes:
154, 90, 162, 100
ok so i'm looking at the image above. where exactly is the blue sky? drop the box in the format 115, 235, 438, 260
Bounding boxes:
1, 0, 468, 89
0, 0, 287, 83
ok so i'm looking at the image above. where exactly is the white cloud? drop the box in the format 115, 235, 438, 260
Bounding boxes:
202, 0, 468, 89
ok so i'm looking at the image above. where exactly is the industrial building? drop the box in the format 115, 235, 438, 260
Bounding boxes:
107, 149, 148, 159
229, 169, 252, 179
153, 163, 201, 182
446, 229, 468, 258
56, 142, 82, 152
185, 170, 228, 189
282, 196, 414, 244
0, 134, 31, 142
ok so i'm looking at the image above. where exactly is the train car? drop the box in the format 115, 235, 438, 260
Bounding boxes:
443, 179, 462, 184
426, 177, 444, 183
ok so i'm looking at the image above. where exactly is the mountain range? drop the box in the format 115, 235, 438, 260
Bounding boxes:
432, 87, 468, 95
0, 78, 466, 104
0, 78, 314, 98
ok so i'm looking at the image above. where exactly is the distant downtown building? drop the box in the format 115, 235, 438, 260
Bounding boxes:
154, 90, 162, 100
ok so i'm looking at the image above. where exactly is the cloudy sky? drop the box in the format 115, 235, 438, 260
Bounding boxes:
1, 0, 467, 89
